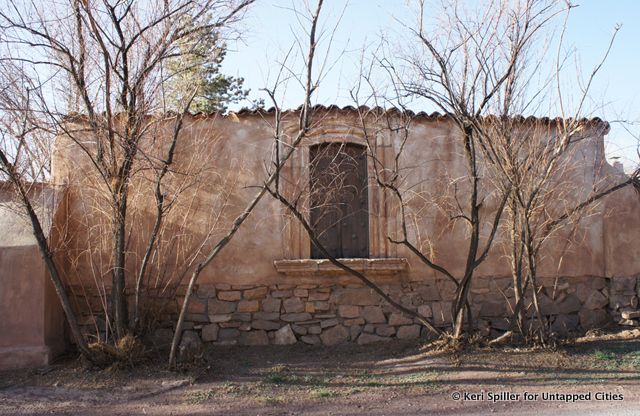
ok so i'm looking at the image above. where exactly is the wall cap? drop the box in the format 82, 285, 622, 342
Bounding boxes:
274, 258, 408, 276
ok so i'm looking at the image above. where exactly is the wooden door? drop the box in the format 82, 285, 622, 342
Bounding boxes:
309, 143, 369, 259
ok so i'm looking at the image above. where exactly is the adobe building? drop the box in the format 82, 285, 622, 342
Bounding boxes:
1, 106, 639, 368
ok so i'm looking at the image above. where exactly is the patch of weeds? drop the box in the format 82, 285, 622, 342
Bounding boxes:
311, 387, 338, 399
392, 372, 438, 388
629, 353, 640, 369
266, 372, 293, 384
221, 382, 252, 396
344, 387, 363, 395
592, 350, 621, 370
593, 350, 616, 361
271, 364, 289, 373
263, 365, 318, 385
302, 375, 324, 385
185, 389, 215, 404
262, 394, 287, 405
355, 373, 385, 388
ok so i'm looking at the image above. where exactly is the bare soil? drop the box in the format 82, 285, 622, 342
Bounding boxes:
1, 333, 640, 415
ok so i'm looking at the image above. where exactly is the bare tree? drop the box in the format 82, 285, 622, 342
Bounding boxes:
168, 0, 328, 369
0, 0, 254, 349
470, 8, 639, 342
370, 0, 562, 342
485, 115, 639, 343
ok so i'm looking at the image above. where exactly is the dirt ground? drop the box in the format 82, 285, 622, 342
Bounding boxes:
1, 333, 640, 416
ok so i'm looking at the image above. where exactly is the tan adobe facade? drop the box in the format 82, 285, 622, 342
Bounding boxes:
1, 106, 640, 367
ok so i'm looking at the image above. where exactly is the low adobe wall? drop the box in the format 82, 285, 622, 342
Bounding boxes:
0, 184, 66, 370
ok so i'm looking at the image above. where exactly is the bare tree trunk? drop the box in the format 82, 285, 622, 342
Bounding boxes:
112, 187, 130, 339
508, 200, 526, 336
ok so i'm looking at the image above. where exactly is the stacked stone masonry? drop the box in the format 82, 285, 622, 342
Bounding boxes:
72, 275, 640, 347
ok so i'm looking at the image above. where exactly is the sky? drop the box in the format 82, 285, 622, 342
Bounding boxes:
222, 0, 640, 170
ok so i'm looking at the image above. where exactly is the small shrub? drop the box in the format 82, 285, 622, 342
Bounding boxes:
88, 335, 147, 369
266, 373, 290, 384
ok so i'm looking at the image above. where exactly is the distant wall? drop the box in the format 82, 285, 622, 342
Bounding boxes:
0, 183, 65, 370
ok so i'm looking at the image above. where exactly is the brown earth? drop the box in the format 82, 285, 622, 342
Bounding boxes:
1, 333, 639, 415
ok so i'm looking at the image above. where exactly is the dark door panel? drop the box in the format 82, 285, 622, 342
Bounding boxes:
309, 143, 369, 259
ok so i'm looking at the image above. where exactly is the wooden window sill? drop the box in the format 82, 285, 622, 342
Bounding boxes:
273, 258, 408, 276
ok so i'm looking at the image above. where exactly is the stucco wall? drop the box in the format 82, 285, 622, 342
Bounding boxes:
0, 184, 65, 370
49, 108, 640, 346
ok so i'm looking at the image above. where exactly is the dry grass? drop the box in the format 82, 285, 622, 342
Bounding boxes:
87, 335, 148, 369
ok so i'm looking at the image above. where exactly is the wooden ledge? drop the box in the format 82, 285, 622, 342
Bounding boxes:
274, 258, 408, 276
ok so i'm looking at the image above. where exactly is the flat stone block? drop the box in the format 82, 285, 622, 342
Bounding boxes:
244, 287, 268, 300
271, 290, 293, 298
396, 325, 421, 340
218, 291, 242, 301
584, 291, 608, 310
283, 297, 305, 313
308, 326, 322, 335
320, 318, 339, 329
281, 313, 312, 322
291, 324, 307, 335
197, 286, 217, 298
293, 289, 309, 297
209, 313, 232, 323
579, 308, 609, 329
308, 292, 330, 301
338, 305, 360, 319
300, 335, 321, 345
274, 325, 297, 345
375, 325, 395, 337
201, 324, 219, 342
417, 305, 432, 318
262, 298, 282, 313
362, 306, 386, 323
320, 325, 349, 345
343, 318, 365, 326
388, 313, 412, 326
187, 300, 206, 314
208, 299, 236, 314
253, 312, 280, 320
237, 300, 259, 313
252, 320, 281, 330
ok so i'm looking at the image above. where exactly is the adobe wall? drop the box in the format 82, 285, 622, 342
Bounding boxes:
50, 109, 640, 347
0, 184, 66, 370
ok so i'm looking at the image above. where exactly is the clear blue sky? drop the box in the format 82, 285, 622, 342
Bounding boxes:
223, 0, 640, 169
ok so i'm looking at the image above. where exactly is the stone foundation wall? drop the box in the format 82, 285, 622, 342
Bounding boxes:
609, 276, 640, 324
72, 275, 640, 348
